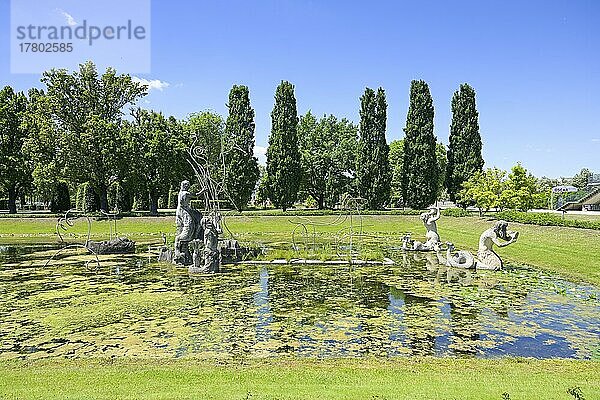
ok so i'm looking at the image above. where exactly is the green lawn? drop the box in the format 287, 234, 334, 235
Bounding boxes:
1, 214, 598, 285
0, 358, 598, 400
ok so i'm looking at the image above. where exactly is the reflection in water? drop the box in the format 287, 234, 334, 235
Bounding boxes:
0, 245, 599, 360
254, 267, 272, 344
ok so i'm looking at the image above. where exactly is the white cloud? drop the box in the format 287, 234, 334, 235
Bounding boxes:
57, 9, 77, 26
254, 145, 267, 164
592, 138, 600, 143
132, 76, 170, 92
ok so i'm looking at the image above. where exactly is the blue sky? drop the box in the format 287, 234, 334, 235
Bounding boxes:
1, 0, 598, 178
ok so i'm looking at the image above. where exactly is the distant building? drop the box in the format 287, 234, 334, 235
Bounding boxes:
559, 181, 600, 211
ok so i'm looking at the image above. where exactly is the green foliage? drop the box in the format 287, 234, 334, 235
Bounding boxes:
223, 85, 260, 211
75, 182, 98, 213
458, 167, 505, 215
132, 191, 149, 212
357, 88, 390, 210
499, 163, 541, 211
266, 81, 301, 211
298, 112, 358, 209
49, 181, 71, 213
223, 208, 425, 216
459, 164, 543, 213
22, 88, 61, 204
495, 210, 600, 230
435, 141, 447, 199
183, 111, 225, 183
446, 83, 484, 201
127, 109, 183, 215
0, 86, 32, 213
167, 186, 178, 209
254, 165, 269, 208
107, 181, 132, 213
303, 195, 317, 209
402, 80, 439, 209
40, 61, 147, 211
441, 208, 471, 217
389, 139, 404, 207
572, 168, 593, 190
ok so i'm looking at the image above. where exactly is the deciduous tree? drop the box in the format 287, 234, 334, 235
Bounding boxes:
127, 109, 183, 215
41, 61, 146, 211
298, 112, 358, 209
0, 86, 32, 214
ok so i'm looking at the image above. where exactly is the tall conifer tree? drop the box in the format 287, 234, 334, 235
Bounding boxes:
357, 87, 390, 209
266, 81, 301, 211
402, 80, 438, 209
223, 85, 260, 211
446, 83, 484, 202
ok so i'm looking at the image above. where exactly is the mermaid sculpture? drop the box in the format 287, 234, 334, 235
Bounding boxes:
477, 220, 518, 270
174, 180, 204, 265
402, 207, 442, 251
444, 242, 476, 269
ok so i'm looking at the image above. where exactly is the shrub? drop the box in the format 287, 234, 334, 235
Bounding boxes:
75, 182, 98, 213
221, 209, 427, 217
108, 182, 132, 212
442, 208, 471, 217
132, 191, 149, 211
167, 187, 178, 209
495, 210, 600, 230
50, 182, 71, 213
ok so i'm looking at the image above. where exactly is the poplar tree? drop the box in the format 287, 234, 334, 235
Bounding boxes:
223, 85, 260, 211
446, 83, 484, 202
357, 87, 390, 209
266, 81, 301, 211
402, 80, 438, 209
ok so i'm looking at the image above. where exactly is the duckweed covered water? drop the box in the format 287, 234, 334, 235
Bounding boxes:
0, 245, 598, 360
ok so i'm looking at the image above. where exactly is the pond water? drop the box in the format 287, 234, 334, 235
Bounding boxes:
0, 245, 599, 360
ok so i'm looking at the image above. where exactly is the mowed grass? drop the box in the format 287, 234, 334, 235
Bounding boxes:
0, 358, 598, 400
1, 214, 597, 285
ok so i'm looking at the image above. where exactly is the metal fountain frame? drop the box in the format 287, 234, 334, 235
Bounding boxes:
289, 195, 371, 260
43, 208, 101, 270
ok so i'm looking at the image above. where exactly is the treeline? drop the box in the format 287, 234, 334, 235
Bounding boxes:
1, 61, 593, 214
0, 62, 259, 214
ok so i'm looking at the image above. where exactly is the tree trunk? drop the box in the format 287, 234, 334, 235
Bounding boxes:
8, 186, 17, 214
149, 194, 159, 216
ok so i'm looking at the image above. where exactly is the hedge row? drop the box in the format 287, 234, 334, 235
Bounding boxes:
494, 210, 600, 230
221, 209, 426, 217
